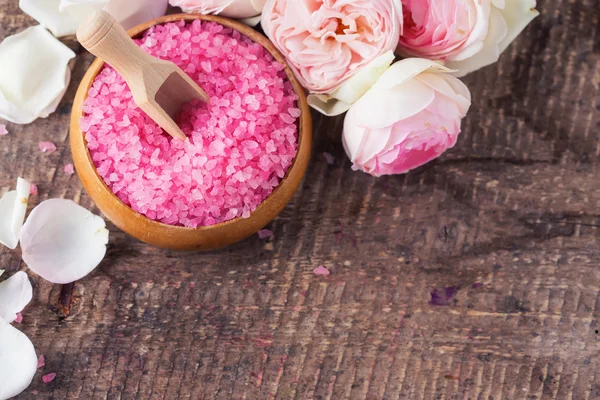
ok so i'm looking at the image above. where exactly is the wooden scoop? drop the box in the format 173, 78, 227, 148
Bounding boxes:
77, 11, 209, 141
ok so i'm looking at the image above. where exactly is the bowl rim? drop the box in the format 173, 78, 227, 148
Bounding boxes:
71, 13, 311, 235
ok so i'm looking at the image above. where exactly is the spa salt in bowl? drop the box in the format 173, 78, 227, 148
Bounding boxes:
72, 15, 312, 250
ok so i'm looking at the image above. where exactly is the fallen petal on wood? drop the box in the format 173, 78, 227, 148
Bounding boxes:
0, 26, 75, 124
20, 199, 109, 284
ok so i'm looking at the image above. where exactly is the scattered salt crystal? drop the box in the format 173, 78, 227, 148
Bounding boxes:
37, 355, 45, 369
64, 163, 75, 175
39, 141, 57, 153
29, 184, 38, 195
313, 266, 330, 276
257, 229, 273, 239
42, 373, 56, 384
82, 21, 299, 228
14, 312, 22, 323
0, 124, 8, 135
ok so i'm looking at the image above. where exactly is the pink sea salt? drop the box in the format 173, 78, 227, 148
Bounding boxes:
14, 312, 22, 323
81, 20, 300, 228
29, 184, 38, 195
39, 141, 57, 153
64, 163, 75, 175
37, 355, 45, 369
0, 124, 7, 135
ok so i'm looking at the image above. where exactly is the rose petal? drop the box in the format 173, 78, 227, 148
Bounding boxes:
170, 0, 262, 19
0, 271, 32, 324
239, 15, 262, 26
103, 0, 169, 30
42, 373, 56, 384
0, 124, 8, 136
37, 354, 45, 369
59, 0, 168, 30
308, 51, 396, 117
59, 0, 106, 20
375, 58, 453, 90
39, 141, 57, 153
322, 152, 335, 165
19, 0, 80, 37
313, 266, 330, 276
20, 199, 109, 284
0, 319, 38, 400
0, 177, 31, 249
445, 8, 507, 77
257, 229, 273, 239
64, 163, 75, 175
0, 26, 75, 124
497, 0, 539, 54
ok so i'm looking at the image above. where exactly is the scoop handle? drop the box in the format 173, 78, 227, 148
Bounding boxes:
77, 11, 150, 78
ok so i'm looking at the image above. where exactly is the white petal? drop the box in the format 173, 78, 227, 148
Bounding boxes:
19, 0, 80, 37
20, 199, 109, 284
239, 15, 263, 26
250, 0, 266, 13
59, 0, 106, 21
352, 79, 435, 129
445, 8, 507, 78
60, 0, 168, 30
375, 58, 453, 90
0, 178, 30, 249
307, 93, 353, 117
0, 319, 37, 400
0, 26, 75, 124
446, 0, 538, 77
497, 0, 539, 54
0, 271, 33, 324
103, 0, 168, 30
308, 51, 396, 117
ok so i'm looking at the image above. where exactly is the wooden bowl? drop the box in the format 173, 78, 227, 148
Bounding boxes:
70, 13, 312, 250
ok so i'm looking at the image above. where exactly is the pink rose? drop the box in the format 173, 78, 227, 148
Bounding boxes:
261, 0, 403, 93
343, 58, 471, 176
169, 0, 266, 19
397, 0, 539, 77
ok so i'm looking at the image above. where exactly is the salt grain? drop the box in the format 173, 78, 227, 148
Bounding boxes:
0, 124, 8, 135
82, 21, 299, 228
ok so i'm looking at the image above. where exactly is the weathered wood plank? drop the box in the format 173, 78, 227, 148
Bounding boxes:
1, 0, 599, 398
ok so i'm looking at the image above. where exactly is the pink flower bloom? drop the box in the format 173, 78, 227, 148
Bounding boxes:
39, 141, 56, 153
63, 163, 74, 175
397, 0, 539, 77
343, 58, 471, 176
169, 0, 265, 18
262, 0, 403, 93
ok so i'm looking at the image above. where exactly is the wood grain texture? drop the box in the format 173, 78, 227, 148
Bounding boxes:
1, 0, 599, 399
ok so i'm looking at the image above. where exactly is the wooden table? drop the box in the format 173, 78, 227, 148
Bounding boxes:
1, 1, 599, 399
